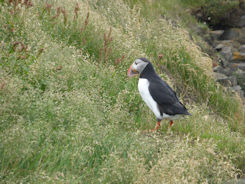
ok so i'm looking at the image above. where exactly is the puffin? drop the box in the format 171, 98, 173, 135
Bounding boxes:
128, 58, 190, 131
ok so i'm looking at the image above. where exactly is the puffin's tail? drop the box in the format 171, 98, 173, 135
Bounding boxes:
184, 111, 192, 116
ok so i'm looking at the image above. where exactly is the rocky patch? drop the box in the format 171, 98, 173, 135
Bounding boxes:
208, 17, 245, 98
192, 1, 245, 98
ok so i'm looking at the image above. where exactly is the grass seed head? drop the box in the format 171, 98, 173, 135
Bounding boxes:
45, 3, 52, 14
61, 8, 67, 25
74, 2, 79, 20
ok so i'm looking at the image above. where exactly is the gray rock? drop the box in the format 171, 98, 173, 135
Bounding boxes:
230, 63, 245, 70
220, 28, 240, 40
229, 86, 245, 98
235, 71, 245, 92
218, 40, 241, 50
209, 30, 224, 40
240, 90, 244, 97
235, 86, 244, 97
215, 44, 224, 51
239, 15, 245, 27
222, 68, 234, 76
239, 45, 245, 52
214, 72, 228, 80
220, 46, 233, 61
233, 85, 242, 91
213, 65, 223, 72
214, 72, 230, 86
238, 63, 245, 70
228, 76, 237, 86
213, 65, 234, 76
219, 40, 234, 45
214, 72, 238, 86
239, 28, 245, 44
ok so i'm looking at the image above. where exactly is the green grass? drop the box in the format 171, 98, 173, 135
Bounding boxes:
124, 0, 241, 26
0, 0, 245, 183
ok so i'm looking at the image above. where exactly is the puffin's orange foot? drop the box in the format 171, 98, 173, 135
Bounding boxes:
142, 121, 161, 133
152, 121, 161, 131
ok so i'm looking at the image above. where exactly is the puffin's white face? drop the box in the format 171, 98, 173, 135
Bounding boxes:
128, 58, 149, 77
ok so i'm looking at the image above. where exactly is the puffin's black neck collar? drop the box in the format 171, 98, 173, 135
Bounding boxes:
139, 62, 156, 79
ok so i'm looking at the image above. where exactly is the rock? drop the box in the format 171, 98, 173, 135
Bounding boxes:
213, 65, 233, 76
235, 86, 244, 97
229, 85, 244, 98
220, 40, 233, 45
214, 72, 228, 80
215, 44, 224, 51
233, 85, 242, 91
217, 40, 234, 48
239, 27, 245, 44
230, 63, 245, 70
209, 30, 224, 40
213, 65, 223, 72
241, 90, 244, 97
216, 40, 240, 50
239, 15, 245, 27
232, 52, 245, 61
220, 28, 240, 40
220, 46, 233, 61
220, 28, 245, 44
239, 45, 245, 52
222, 68, 234, 76
228, 76, 238, 86
214, 72, 238, 86
235, 71, 245, 92
214, 72, 229, 86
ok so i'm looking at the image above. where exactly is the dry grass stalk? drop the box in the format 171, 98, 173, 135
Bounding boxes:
104, 27, 112, 47
51, 7, 61, 20
8, 0, 21, 14
99, 27, 113, 63
45, 3, 52, 15
8, 0, 21, 6
0, 82, 6, 90
84, 12, 89, 26
23, 0, 32, 8
115, 55, 125, 64
80, 12, 90, 33
8, 0, 32, 8
74, 2, 79, 20
61, 8, 67, 25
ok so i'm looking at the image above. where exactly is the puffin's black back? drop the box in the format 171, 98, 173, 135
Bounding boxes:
139, 59, 190, 116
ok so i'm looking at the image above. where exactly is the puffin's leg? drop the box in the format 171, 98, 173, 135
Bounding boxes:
169, 120, 174, 127
152, 121, 161, 131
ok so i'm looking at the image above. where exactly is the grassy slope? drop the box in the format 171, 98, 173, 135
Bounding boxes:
0, 0, 244, 183
125, 0, 241, 26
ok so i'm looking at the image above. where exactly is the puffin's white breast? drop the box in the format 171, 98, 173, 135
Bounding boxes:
138, 78, 162, 119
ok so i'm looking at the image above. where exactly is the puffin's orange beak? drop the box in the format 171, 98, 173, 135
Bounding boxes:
128, 64, 138, 77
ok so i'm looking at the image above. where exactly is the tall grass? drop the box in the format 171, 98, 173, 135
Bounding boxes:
0, 0, 244, 183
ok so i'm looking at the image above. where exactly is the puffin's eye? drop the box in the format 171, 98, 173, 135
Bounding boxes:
135, 61, 138, 65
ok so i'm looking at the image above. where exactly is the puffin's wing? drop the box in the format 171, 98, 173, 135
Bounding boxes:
149, 79, 189, 115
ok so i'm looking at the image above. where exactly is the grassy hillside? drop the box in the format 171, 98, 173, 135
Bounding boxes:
125, 0, 242, 26
0, 0, 244, 183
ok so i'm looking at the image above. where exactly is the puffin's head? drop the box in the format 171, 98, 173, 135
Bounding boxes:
127, 58, 150, 77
